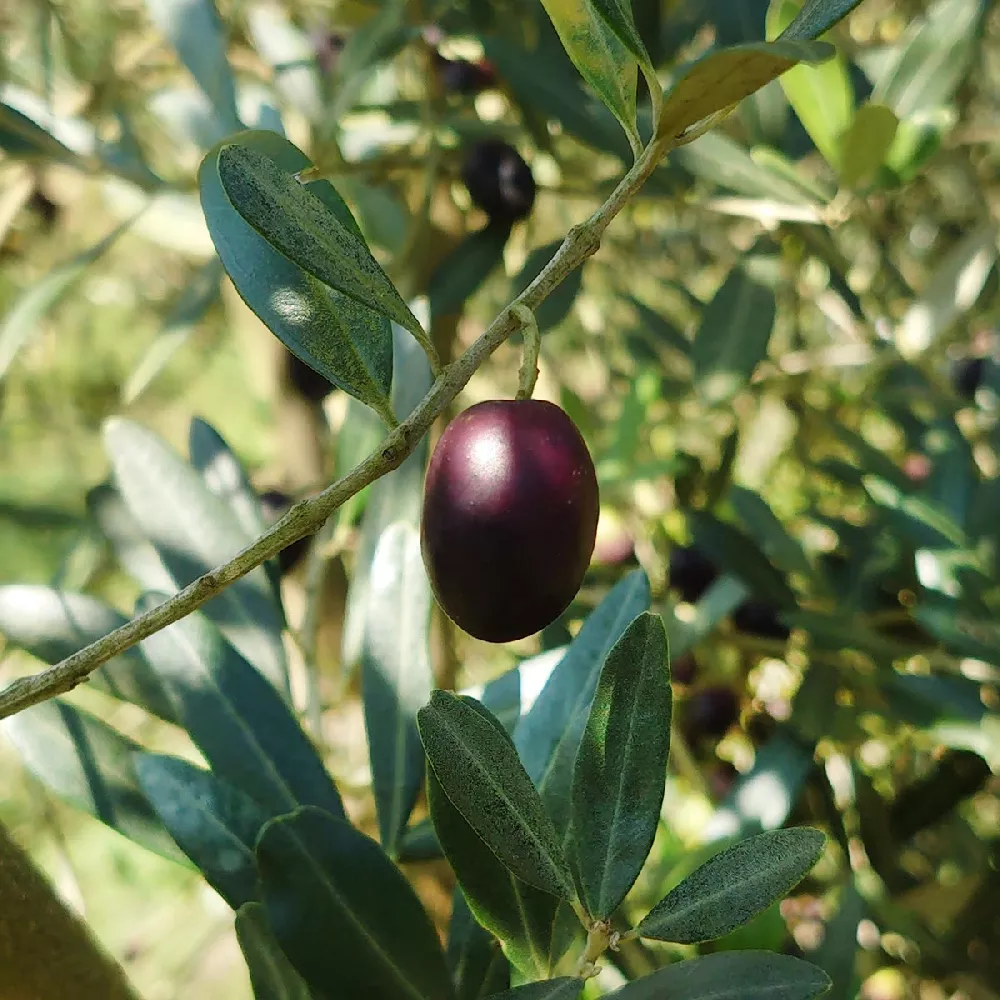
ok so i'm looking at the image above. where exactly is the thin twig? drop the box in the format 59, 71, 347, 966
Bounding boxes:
0, 132, 672, 722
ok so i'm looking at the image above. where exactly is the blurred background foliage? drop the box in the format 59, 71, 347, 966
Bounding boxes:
0, 0, 998, 998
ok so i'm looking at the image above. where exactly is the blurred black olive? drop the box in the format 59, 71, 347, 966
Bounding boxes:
435, 52, 496, 94
951, 356, 986, 400
461, 139, 536, 224
668, 545, 718, 604
313, 29, 346, 75
732, 599, 790, 640
259, 489, 315, 575
285, 351, 335, 403
671, 652, 698, 686
683, 685, 740, 741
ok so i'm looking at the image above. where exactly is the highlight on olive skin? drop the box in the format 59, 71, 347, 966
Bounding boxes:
420, 399, 599, 643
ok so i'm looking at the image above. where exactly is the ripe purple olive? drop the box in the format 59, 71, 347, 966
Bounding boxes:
421, 399, 599, 643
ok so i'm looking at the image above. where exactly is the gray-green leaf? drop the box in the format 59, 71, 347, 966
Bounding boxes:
637, 827, 825, 943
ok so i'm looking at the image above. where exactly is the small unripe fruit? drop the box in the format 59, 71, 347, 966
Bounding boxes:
461, 139, 536, 224
421, 399, 599, 642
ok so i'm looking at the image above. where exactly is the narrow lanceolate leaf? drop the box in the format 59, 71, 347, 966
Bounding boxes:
216, 142, 424, 340
637, 827, 825, 943
604, 952, 832, 1000
515, 570, 651, 835
657, 40, 834, 141
428, 768, 572, 980
691, 260, 777, 404
778, 0, 866, 42
0, 585, 175, 724
256, 807, 454, 1000
896, 220, 998, 358
135, 753, 267, 909
2, 701, 185, 863
0, 219, 133, 381
235, 902, 314, 1000
487, 980, 585, 1000
144, 0, 241, 131
123, 259, 223, 404
570, 612, 671, 919
137, 604, 345, 822
539, 0, 641, 149
838, 103, 899, 189
419, 691, 574, 899
589, 0, 654, 71
199, 130, 394, 421
103, 417, 288, 693
428, 222, 510, 318
361, 523, 433, 856
448, 890, 511, 999
768, 1, 853, 170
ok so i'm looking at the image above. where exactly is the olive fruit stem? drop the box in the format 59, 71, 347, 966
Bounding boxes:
0, 129, 673, 721
513, 304, 541, 400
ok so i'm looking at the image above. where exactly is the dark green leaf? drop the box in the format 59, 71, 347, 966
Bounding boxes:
590, 0, 654, 71
2, 701, 185, 863
144, 0, 241, 131
515, 571, 651, 834
361, 523, 432, 856
658, 41, 834, 141
0, 586, 175, 724
198, 130, 395, 420
429, 223, 510, 317
216, 141, 424, 340
235, 901, 314, 1000
103, 417, 289, 694
256, 807, 454, 1000
539, 0, 640, 148
137, 604, 344, 821
779, 0, 866, 42
729, 487, 816, 583
604, 952, 831, 1000
570, 613, 671, 919
487, 980, 584, 1000
134, 753, 267, 909
447, 891, 510, 1000
637, 828, 824, 942
187, 417, 283, 611
512, 242, 584, 332
0, 99, 89, 166
689, 511, 795, 609
428, 768, 572, 980
480, 35, 633, 162
691, 261, 776, 404
418, 691, 573, 899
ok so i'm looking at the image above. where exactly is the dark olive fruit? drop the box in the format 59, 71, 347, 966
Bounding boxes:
671, 652, 698, 686
434, 52, 496, 94
285, 350, 335, 403
421, 399, 599, 643
668, 545, 718, 604
461, 139, 536, 224
259, 489, 315, 575
732, 599, 790, 641
683, 685, 740, 741
951, 356, 985, 400
312, 29, 346, 75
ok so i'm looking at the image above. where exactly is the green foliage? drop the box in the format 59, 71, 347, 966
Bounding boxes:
1, 0, 997, 997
